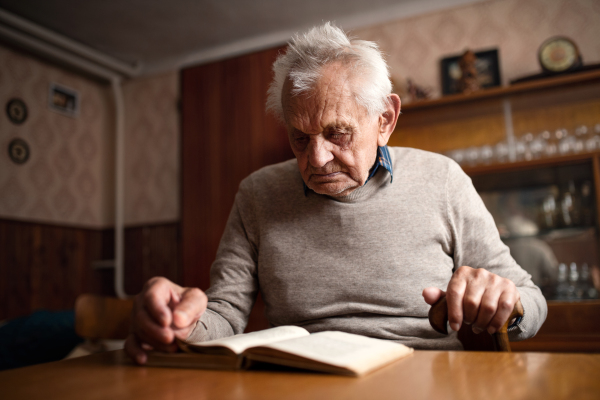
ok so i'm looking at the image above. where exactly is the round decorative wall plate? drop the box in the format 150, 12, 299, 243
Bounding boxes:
6, 98, 28, 124
8, 138, 30, 164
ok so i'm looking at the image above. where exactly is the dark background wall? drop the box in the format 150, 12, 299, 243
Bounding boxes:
181, 45, 293, 331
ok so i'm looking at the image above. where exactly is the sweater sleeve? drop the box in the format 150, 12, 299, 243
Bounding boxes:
445, 161, 547, 341
186, 178, 260, 343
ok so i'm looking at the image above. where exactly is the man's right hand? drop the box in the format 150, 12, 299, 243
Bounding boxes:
124, 277, 208, 365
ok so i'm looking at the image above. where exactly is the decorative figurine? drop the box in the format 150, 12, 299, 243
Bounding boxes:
406, 78, 432, 102
457, 50, 481, 94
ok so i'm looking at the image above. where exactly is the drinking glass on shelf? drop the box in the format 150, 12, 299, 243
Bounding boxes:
541, 194, 557, 229
558, 135, 576, 155
529, 136, 546, 159
575, 125, 588, 136
539, 130, 557, 158
585, 135, 600, 151
555, 128, 568, 141
568, 262, 579, 300
574, 125, 589, 153
579, 264, 599, 299
465, 146, 479, 166
494, 141, 509, 163
515, 138, 527, 161
479, 145, 493, 165
447, 149, 465, 165
556, 263, 568, 300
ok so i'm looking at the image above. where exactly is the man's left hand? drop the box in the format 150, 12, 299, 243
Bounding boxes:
422, 266, 520, 334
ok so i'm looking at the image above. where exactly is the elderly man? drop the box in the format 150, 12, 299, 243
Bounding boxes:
126, 23, 546, 364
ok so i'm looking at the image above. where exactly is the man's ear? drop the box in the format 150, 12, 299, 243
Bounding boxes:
377, 94, 401, 147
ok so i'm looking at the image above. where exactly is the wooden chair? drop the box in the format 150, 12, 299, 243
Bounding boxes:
74, 294, 134, 341
428, 297, 524, 351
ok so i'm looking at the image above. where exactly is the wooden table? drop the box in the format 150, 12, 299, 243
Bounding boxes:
2, 350, 599, 400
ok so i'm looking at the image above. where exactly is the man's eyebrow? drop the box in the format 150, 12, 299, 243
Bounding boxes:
290, 128, 307, 136
325, 124, 355, 133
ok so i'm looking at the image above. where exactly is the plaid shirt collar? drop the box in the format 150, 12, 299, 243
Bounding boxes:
303, 145, 393, 196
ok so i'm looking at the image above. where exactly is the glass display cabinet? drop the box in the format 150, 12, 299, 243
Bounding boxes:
391, 69, 600, 352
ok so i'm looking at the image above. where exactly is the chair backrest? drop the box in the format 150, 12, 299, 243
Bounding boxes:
74, 294, 134, 340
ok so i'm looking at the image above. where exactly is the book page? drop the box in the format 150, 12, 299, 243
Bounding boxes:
250, 331, 413, 376
186, 325, 309, 355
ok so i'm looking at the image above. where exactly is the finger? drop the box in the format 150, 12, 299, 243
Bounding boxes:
143, 278, 181, 327
487, 290, 519, 334
172, 287, 207, 329
472, 284, 502, 334
125, 334, 147, 365
135, 306, 176, 350
141, 342, 154, 351
422, 287, 445, 305
446, 266, 470, 332
136, 325, 179, 353
461, 270, 488, 326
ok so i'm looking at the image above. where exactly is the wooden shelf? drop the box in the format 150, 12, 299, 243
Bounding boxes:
402, 68, 600, 111
462, 152, 599, 177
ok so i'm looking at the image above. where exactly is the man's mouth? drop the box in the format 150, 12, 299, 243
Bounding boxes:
310, 171, 343, 181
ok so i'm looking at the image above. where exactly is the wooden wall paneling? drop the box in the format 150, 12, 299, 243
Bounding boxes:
0, 219, 33, 320
182, 46, 293, 332
0, 219, 112, 320
124, 223, 181, 295
0, 219, 179, 321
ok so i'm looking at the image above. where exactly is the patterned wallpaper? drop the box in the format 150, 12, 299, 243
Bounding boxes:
0, 44, 180, 228
122, 72, 179, 226
0, 44, 113, 227
354, 0, 600, 100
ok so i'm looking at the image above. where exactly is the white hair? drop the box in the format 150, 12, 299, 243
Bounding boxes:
266, 22, 392, 122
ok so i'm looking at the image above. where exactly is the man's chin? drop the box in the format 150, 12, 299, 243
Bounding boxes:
307, 181, 359, 197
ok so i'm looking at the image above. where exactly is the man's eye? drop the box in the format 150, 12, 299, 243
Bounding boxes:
330, 133, 350, 144
293, 136, 309, 150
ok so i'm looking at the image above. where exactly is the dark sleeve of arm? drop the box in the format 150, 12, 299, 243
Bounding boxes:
186, 178, 260, 342
445, 161, 547, 341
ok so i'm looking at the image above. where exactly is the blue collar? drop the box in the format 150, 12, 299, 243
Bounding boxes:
303, 146, 393, 196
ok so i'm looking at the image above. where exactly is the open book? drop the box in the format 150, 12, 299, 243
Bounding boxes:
146, 326, 413, 377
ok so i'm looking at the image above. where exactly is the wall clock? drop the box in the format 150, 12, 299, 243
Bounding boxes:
538, 36, 582, 73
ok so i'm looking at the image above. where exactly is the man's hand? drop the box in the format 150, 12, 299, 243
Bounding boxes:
124, 277, 208, 365
422, 266, 520, 335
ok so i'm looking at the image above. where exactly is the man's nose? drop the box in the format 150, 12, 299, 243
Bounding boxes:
307, 137, 334, 168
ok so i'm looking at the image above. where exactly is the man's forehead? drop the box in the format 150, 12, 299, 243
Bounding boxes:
282, 70, 364, 131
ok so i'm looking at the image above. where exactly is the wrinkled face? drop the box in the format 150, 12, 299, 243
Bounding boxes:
282, 64, 382, 198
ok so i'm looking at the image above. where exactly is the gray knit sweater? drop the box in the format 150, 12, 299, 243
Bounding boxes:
187, 147, 547, 350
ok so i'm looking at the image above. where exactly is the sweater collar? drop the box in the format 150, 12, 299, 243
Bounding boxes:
303, 146, 393, 196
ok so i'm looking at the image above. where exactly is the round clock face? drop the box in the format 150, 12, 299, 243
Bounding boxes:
539, 37, 581, 73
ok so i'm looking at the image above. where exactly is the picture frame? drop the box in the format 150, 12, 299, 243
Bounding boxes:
440, 49, 501, 95
48, 83, 80, 117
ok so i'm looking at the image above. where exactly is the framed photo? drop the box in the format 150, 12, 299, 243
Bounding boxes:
48, 83, 80, 117
441, 49, 501, 95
